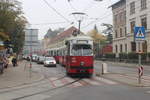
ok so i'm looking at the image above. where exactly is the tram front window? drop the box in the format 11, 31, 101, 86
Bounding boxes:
71, 44, 92, 56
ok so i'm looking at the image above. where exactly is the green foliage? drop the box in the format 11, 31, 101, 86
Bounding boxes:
105, 53, 115, 59
0, 0, 27, 54
127, 52, 138, 59
119, 53, 128, 59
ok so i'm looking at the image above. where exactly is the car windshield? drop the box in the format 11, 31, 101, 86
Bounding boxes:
46, 57, 55, 60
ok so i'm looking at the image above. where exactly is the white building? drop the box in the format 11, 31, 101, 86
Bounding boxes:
23, 29, 39, 55
112, 0, 126, 55
126, 0, 150, 52
112, 0, 150, 54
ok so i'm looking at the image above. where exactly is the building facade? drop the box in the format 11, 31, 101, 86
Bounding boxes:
23, 29, 40, 55
112, 0, 150, 55
112, 0, 126, 56
126, 0, 150, 53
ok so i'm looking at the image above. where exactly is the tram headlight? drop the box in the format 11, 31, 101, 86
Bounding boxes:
80, 62, 85, 66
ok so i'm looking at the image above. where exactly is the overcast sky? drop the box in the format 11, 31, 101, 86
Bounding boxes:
19, 0, 119, 40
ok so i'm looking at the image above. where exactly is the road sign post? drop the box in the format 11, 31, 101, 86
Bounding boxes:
138, 66, 143, 84
134, 26, 146, 85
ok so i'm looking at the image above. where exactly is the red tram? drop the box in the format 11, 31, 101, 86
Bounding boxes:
47, 35, 94, 77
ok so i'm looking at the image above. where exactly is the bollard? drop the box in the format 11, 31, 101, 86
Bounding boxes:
102, 63, 107, 75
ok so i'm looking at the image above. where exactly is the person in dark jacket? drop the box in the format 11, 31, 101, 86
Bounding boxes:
12, 56, 17, 67
0, 56, 4, 74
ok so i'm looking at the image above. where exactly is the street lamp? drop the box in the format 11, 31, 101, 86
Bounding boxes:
71, 12, 88, 35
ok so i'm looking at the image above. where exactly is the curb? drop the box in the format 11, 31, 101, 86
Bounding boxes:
95, 72, 150, 87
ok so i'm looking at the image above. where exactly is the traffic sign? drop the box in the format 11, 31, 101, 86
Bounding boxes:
134, 26, 146, 41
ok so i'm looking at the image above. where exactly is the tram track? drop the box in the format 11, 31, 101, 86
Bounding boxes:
0, 74, 67, 94
12, 78, 82, 100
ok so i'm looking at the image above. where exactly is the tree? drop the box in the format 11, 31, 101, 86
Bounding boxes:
0, 0, 27, 54
88, 25, 106, 57
101, 23, 113, 43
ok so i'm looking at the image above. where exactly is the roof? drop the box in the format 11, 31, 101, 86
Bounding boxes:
109, 0, 126, 8
48, 26, 83, 44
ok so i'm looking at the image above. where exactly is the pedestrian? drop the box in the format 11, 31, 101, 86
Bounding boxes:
12, 56, 17, 67
0, 56, 4, 74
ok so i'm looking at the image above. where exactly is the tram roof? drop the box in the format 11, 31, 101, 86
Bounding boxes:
66, 35, 93, 41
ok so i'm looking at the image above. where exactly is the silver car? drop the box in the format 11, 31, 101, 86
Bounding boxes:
44, 57, 56, 67
37, 56, 45, 64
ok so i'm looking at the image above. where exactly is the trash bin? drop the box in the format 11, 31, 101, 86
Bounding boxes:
102, 63, 107, 74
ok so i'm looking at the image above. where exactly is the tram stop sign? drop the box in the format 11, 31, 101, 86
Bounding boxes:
134, 26, 146, 41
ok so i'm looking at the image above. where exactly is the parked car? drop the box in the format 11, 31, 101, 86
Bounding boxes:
44, 57, 56, 67
37, 56, 45, 64
32, 54, 38, 62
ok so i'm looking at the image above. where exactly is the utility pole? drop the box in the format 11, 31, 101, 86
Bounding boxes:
29, 29, 33, 78
71, 12, 87, 35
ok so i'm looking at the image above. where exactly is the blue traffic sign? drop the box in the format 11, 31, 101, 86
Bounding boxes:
134, 26, 146, 41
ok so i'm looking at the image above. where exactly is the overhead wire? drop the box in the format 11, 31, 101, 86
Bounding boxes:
42, 0, 71, 23
29, 21, 68, 26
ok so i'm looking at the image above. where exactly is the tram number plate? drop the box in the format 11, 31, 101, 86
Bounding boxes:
80, 70, 85, 72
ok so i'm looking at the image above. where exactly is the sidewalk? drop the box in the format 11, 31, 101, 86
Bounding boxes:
95, 60, 150, 68
0, 60, 44, 89
95, 60, 150, 87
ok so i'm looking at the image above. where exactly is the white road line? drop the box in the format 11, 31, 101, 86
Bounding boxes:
52, 80, 64, 87
94, 77, 117, 85
146, 91, 150, 94
72, 82, 83, 87
83, 79, 101, 85
49, 77, 58, 81
64, 77, 75, 82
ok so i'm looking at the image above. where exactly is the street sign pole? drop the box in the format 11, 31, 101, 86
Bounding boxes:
134, 26, 146, 85
138, 51, 142, 84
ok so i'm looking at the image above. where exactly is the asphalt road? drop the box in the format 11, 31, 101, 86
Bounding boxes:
0, 61, 150, 100
44, 85, 150, 100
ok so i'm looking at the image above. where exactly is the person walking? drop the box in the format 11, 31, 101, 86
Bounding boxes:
12, 56, 17, 67
0, 56, 4, 74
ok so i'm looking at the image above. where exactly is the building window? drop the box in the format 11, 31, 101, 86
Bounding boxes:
141, 17, 147, 29
131, 42, 136, 52
130, 2, 135, 14
125, 44, 127, 52
125, 27, 127, 36
115, 30, 118, 38
120, 28, 123, 37
115, 45, 118, 53
114, 15, 118, 25
120, 44, 123, 53
130, 21, 135, 33
141, 0, 147, 10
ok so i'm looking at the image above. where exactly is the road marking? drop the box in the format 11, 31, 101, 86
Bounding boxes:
94, 77, 117, 85
146, 91, 150, 94
83, 79, 101, 85
19, 94, 51, 100
52, 80, 64, 87
49, 77, 58, 81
